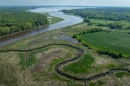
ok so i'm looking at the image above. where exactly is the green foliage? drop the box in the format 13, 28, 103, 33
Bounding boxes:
76, 32, 130, 57
63, 7, 130, 21
0, 62, 18, 86
115, 72, 130, 78
18, 52, 37, 68
48, 53, 72, 72
27, 53, 37, 67
84, 17, 91, 23
49, 16, 63, 24
97, 49, 123, 59
86, 28, 103, 33
63, 7, 130, 30
63, 54, 94, 74
128, 32, 130, 34
0, 11, 48, 36
89, 80, 105, 86
18, 53, 26, 68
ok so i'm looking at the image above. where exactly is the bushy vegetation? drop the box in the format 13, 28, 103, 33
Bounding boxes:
63, 54, 94, 74
89, 80, 105, 86
63, 7, 130, 21
0, 10, 48, 36
75, 31, 130, 58
84, 18, 130, 30
0, 62, 18, 86
72, 28, 103, 38
63, 7, 130, 30
115, 72, 130, 78
97, 49, 122, 59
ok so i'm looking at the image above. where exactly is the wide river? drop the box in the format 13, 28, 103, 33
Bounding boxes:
0, 7, 83, 47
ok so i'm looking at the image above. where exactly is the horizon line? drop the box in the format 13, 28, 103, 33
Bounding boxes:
0, 5, 130, 7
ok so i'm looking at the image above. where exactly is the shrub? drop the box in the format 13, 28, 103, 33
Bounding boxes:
97, 49, 123, 59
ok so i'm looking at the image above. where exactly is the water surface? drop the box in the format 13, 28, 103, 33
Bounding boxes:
0, 7, 83, 47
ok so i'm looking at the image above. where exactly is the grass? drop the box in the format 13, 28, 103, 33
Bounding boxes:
89, 80, 105, 86
48, 53, 72, 72
18, 53, 26, 68
63, 54, 95, 74
77, 32, 130, 57
90, 19, 130, 29
0, 21, 130, 85
63, 53, 117, 75
18, 52, 37, 68
90, 19, 115, 25
0, 62, 18, 86
18, 47, 50, 68
44, 13, 63, 24
49, 16, 64, 24
50, 75, 83, 86
115, 72, 130, 78
42, 13, 64, 24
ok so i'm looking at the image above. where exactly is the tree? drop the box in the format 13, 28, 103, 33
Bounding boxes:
84, 17, 91, 23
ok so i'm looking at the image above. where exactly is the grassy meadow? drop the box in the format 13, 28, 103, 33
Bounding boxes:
90, 19, 130, 29
77, 32, 130, 57
0, 21, 130, 85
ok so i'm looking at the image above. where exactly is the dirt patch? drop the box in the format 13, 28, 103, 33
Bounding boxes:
39, 50, 62, 59
91, 53, 116, 66
105, 76, 130, 86
30, 49, 64, 73
94, 56, 111, 65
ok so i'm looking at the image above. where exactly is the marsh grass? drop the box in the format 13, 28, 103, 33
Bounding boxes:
63, 54, 94, 74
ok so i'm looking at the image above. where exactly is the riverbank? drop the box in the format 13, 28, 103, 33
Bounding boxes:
0, 22, 130, 86
0, 13, 63, 38
1, 7, 130, 86
0, 11, 82, 47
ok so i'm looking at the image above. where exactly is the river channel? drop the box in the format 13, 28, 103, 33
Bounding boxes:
0, 7, 83, 47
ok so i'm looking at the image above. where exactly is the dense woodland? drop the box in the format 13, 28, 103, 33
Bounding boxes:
0, 7, 48, 36
63, 7, 130, 30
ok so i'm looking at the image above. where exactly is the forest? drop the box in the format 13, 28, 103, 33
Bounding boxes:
63, 7, 130, 30
0, 7, 48, 36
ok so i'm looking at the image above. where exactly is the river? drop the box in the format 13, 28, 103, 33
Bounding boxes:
0, 7, 83, 47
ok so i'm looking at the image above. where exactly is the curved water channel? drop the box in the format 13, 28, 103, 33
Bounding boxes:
0, 8, 83, 47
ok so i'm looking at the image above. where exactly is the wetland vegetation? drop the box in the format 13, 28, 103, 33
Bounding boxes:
0, 7, 130, 86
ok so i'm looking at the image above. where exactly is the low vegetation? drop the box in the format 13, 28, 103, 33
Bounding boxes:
0, 7, 130, 86
0, 61, 18, 86
115, 72, 130, 78
63, 54, 94, 74
75, 31, 130, 58
63, 7, 130, 30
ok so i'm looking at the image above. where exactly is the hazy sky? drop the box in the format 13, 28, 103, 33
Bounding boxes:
0, 0, 130, 7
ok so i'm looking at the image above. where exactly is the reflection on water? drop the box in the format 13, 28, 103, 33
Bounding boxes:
53, 36, 59, 40
53, 35, 77, 43
30, 7, 86, 13
0, 7, 83, 47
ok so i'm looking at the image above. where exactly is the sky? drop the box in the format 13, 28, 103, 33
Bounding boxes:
0, 0, 130, 7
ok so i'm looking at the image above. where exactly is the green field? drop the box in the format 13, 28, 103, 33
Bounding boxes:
77, 32, 130, 56
90, 19, 115, 25
63, 54, 95, 74
90, 19, 130, 29
49, 16, 64, 24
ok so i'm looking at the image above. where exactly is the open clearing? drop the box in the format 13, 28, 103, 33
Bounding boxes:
0, 22, 130, 86
77, 31, 130, 56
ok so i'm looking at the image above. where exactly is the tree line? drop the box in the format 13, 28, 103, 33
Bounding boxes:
63, 7, 130, 30
72, 28, 129, 58
0, 10, 48, 36
84, 18, 129, 30
63, 7, 130, 21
